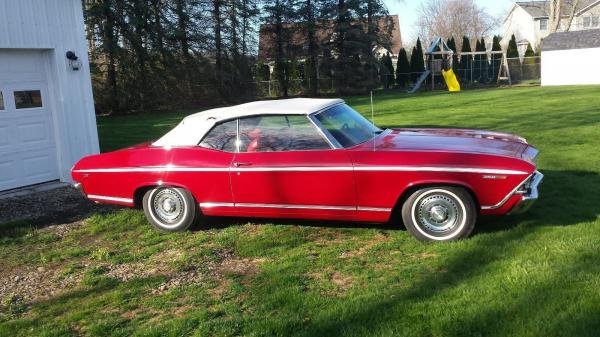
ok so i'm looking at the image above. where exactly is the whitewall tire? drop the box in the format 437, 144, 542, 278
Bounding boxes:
142, 187, 197, 232
401, 187, 476, 242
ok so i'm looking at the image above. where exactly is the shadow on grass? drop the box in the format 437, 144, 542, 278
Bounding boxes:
478, 169, 600, 233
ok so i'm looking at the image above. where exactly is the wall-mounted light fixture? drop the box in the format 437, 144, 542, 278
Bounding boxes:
66, 51, 82, 71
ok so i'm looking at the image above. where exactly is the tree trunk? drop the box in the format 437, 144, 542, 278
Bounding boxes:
306, 0, 318, 95
549, 0, 562, 33
564, 0, 581, 32
174, 0, 191, 66
102, 0, 118, 112
213, 0, 224, 95
274, 0, 288, 97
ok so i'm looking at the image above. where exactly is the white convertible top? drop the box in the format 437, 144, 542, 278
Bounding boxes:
153, 98, 344, 147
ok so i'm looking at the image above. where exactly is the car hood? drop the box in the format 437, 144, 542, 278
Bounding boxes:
368, 128, 530, 159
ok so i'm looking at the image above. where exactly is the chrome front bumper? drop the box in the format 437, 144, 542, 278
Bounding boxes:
510, 171, 543, 215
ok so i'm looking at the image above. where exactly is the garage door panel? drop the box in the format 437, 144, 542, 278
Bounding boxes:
18, 121, 51, 145
0, 50, 58, 191
0, 125, 10, 146
22, 152, 58, 180
0, 159, 20, 190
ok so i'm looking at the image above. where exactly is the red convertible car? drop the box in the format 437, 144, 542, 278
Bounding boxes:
72, 98, 542, 241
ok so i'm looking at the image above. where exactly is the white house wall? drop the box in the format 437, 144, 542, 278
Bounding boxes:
541, 48, 600, 85
0, 0, 99, 184
502, 6, 536, 48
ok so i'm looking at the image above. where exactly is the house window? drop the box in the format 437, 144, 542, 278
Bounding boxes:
14, 90, 43, 109
583, 16, 591, 28
0, 91, 4, 110
540, 19, 548, 31
593, 16, 599, 27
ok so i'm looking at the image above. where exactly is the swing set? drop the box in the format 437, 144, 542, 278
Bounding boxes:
408, 37, 511, 93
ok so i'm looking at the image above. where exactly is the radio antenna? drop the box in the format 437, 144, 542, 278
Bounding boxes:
371, 91, 375, 152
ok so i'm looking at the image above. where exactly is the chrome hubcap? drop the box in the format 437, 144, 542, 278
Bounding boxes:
417, 194, 459, 233
152, 189, 184, 224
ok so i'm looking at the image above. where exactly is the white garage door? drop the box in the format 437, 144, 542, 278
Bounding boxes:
0, 50, 59, 191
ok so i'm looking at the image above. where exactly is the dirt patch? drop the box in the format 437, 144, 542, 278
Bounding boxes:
330, 272, 354, 290
216, 257, 265, 276
0, 264, 84, 308
339, 232, 391, 259
0, 186, 115, 228
151, 249, 266, 295
305, 270, 355, 296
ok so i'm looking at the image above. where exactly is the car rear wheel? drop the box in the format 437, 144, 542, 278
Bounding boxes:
401, 187, 476, 242
143, 187, 197, 232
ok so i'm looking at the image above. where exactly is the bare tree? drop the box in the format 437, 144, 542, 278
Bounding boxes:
549, 0, 582, 32
416, 0, 497, 46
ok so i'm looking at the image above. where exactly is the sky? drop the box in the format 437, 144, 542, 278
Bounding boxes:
383, 0, 515, 44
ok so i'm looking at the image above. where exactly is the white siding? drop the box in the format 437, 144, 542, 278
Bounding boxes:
541, 48, 600, 85
502, 6, 536, 49
0, 0, 99, 186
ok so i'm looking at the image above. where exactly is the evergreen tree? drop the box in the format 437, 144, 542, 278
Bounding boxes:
479, 37, 489, 82
395, 48, 410, 87
473, 39, 482, 81
524, 43, 535, 57
491, 35, 502, 81
507, 34, 519, 58
460, 36, 472, 82
380, 52, 394, 88
410, 38, 425, 82
446, 37, 458, 70
522, 42, 538, 80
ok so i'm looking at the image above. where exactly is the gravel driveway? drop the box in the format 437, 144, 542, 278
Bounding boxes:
0, 185, 114, 226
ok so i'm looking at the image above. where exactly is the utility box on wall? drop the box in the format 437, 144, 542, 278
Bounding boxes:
0, 0, 99, 191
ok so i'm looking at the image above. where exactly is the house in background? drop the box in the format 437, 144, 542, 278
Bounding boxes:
258, 15, 402, 71
502, 0, 600, 55
0, 0, 98, 192
541, 28, 600, 85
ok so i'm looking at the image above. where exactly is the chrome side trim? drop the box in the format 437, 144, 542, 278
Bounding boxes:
198, 202, 392, 212
74, 167, 229, 173
199, 202, 235, 208
357, 206, 392, 212
232, 166, 353, 172
353, 166, 528, 175
480, 172, 535, 210
87, 194, 134, 204
75, 166, 527, 175
236, 203, 356, 211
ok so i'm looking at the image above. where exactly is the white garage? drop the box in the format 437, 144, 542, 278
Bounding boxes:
0, 0, 99, 192
541, 29, 600, 86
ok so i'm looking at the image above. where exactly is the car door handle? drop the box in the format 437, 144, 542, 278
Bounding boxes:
233, 162, 252, 167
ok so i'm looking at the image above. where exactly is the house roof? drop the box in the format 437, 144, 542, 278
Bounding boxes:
514, 0, 598, 18
542, 28, 600, 51
153, 98, 344, 147
258, 15, 402, 60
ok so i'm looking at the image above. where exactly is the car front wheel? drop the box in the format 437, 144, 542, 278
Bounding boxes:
401, 187, 476, 242
142, 187, 197, 232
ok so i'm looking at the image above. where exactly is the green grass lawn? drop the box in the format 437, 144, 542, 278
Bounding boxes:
2, 85, 600, 336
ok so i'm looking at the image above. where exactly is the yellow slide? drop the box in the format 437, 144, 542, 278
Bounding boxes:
441, 68, 461, 92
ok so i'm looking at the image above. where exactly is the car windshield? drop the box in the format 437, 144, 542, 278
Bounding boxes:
313, 104, 382, 148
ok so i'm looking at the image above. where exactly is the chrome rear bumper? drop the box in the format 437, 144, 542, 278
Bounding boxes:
510, 171, 543, 215
72, 182, 86, 197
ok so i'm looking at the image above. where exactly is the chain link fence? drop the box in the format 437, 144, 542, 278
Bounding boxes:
251, 56, 541, 97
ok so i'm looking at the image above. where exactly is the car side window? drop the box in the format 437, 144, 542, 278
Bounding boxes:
199, 119, 237, 152
238, 115, 330, 153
